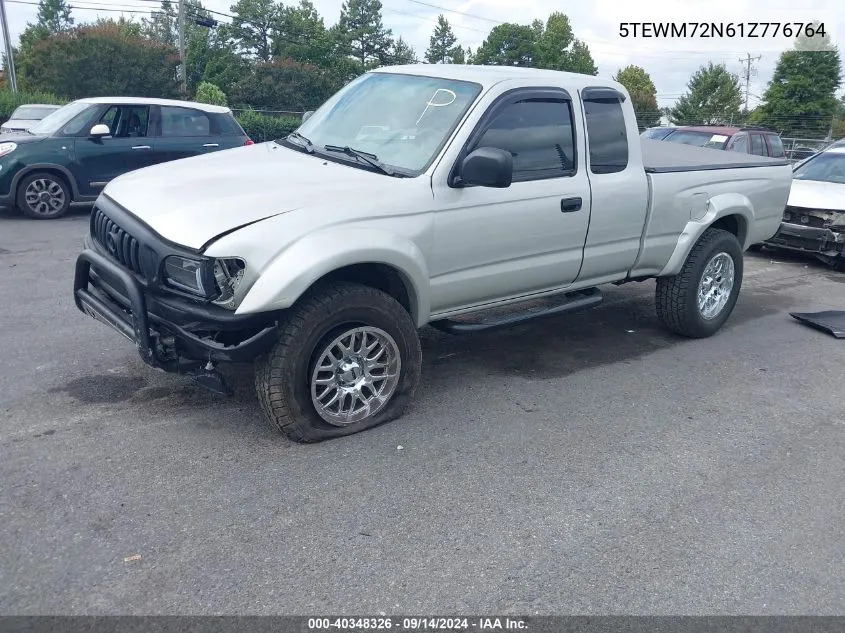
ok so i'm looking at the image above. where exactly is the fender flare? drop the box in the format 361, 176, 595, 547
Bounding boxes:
658, 192, 753, 277
11, 163, 81, 200
235, 226, 431, 327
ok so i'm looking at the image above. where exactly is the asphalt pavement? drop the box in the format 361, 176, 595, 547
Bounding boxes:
1, 207, 844, 615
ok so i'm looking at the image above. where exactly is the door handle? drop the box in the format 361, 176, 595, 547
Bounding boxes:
203, 143, 219, 148
561, 197, 582, 212
131, 145, 151, 150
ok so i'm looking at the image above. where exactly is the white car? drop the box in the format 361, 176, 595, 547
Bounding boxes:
764, 146, 845, 266
0, 104, 62, 135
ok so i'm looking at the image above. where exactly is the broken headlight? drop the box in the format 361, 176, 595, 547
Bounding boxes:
163, 255, 210, 296
212, 258, 246, 309
830, 213, 845, 229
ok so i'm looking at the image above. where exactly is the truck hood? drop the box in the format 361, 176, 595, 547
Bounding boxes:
787, 178, 845, 212
103, 142, 401, 250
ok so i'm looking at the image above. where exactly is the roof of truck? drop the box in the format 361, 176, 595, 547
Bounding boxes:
373, 64, 625, 92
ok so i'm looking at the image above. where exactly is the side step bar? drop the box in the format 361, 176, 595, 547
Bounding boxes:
429, 288, 603, 335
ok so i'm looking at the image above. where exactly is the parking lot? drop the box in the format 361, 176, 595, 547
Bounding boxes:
2, 207, 844, 614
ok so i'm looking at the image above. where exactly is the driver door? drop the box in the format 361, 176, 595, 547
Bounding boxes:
429, 89, 592, 314
71, 104, 158, 197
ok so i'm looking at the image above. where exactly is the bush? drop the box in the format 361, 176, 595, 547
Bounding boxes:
195, 81, 227, 106
235, 110, 301, 142
0, 90, 67, 124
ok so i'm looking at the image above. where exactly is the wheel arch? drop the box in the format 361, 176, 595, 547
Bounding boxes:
13, 163, 81, 200
235, 227, 431, 327
659, 193, 753, 277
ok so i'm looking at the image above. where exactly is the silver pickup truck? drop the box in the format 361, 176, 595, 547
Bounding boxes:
73, 65, 793, 442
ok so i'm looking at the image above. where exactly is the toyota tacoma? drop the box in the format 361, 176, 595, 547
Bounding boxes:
73, 65, 793, 442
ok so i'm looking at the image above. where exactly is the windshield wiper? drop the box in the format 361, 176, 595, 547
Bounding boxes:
285, 131, 314, 153
322, 144, 396, 176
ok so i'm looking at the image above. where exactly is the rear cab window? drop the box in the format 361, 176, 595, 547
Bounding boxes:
582, 88, 629, 174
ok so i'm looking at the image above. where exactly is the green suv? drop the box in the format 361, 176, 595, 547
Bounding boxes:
0, 97, 252, 219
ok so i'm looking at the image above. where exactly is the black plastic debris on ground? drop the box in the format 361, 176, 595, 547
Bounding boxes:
790, 311, 845, 338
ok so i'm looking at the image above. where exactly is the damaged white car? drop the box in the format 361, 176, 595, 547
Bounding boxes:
765, 145, 845, 267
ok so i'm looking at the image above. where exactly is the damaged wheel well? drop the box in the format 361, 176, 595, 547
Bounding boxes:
314, 263, 416, 320
710, 214, 748, 247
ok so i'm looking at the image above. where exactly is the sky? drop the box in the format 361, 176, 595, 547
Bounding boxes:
2, 0, 842, 109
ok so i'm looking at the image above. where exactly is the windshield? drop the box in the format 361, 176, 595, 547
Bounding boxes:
665, 130, 730, 149
793, 152, 845, 184
293, 72, 483, 175
29, 101, 93, 135
10, 105, 60, 120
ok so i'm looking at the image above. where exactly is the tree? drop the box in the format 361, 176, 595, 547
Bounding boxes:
565, 40, 597, 75
472, 23, 536, 67
387, 37, 416, 65
335, 0, 394, 73
185, 26, 246, 94
670, 62, 743, 125
37, 0, 74, 33
225, 0, 277, 61
425, 14, 462, 64
756, 21, 841, 138
614, 65, 660, 129
195, 81, 227, 105
229, 58, 337, 110
141, 0, 177, 45
17, 22, 180, 99
272, 0, 334, 68
534, 12, 571, 69
473, 13, 597, 74
14, 0, 75, 62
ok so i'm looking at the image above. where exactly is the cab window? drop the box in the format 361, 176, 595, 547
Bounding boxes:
472, 98, 576, 182
583, 97, 628, 174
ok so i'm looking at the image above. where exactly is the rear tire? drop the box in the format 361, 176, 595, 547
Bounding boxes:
254, 282, 422, 443
655, 227, 743, 338
16, 172, 72, 219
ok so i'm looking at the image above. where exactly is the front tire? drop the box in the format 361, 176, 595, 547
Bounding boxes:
17, 172, 72, 219
655, 227, 743, 338
255, 282, 422, 443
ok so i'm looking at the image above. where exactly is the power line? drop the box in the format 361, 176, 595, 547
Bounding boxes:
6, 0, 155, 13
402, 0, 503, 24
382, 5, 488, 34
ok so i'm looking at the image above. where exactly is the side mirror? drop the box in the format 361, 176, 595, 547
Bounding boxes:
301, 110, 314, 123
456, 146, 513, 188
89, 124, 110, 138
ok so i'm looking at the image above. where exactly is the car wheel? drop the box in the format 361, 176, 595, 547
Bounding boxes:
16, 172, 72, 219
655, 227, 743, 338
254, 282, 422, 443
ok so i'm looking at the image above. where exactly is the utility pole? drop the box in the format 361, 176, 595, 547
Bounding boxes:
739, 53, 761, 113
0, 0, 18, 93
178, 0, 186, 96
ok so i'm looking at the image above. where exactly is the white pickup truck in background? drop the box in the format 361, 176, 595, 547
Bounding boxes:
73, 65, 794, 442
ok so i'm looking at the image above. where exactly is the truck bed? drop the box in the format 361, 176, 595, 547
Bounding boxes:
641, 138, 791, 173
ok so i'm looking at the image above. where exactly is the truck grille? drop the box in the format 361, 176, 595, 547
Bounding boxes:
91, 206, 143, 275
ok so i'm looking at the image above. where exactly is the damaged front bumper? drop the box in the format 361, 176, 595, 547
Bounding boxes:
764, 206, 845, 263
73, 248, 280, 375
